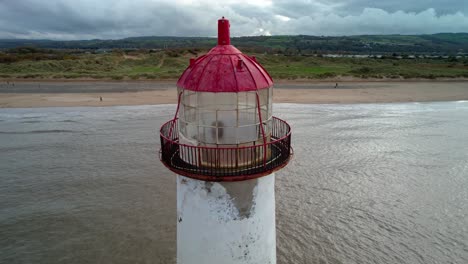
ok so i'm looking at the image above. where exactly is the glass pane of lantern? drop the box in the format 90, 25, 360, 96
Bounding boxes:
177, 103, 185, 121
258, 89, 270, 121
258, 123, 269, 139
258, 89, 268, 105
198, 92, 216, 110
238, 91, 256, 110
187, 123, 199, 141
266, 119, 272, 135
217, 110, 237, 128
183, 106, 197, 123
217, 127, 237, 144
261, 120, 271, 137
216, 92, 237, 110
184, 90, 198, 107
182, 89, 189, 101
237, 124, 259, 143
179, 120, 187, 137
216, 110, 237, 144
238, 106, 257, 126
200, 126, 217, 144
199, 109, 216, 126
259, 107, 268, 122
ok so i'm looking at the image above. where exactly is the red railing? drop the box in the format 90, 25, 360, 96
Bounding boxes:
160, 117, 292, 181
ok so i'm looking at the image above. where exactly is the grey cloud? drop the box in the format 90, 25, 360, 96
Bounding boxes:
271, 0, 342, 18
0, 0, 467, 40
281, 8, 468, 36
270, 0, 468, 17
331, 0, 468, 15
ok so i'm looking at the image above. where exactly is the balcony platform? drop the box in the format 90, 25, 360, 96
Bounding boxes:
160, 117, 292, 182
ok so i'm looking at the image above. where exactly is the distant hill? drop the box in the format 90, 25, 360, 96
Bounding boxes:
1, 33, 467, 54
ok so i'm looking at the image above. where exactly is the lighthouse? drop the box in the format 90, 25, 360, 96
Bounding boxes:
159, 17, 292, 264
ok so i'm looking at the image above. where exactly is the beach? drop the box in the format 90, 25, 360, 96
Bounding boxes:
0, 80, 467, 108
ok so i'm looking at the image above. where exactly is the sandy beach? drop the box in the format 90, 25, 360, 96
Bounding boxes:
0, 80, 467, 108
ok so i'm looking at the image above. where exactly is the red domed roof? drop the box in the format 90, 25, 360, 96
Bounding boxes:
176, 18, 273, 92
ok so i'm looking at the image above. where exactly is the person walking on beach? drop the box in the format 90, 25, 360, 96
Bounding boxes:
335, 83, 338, 88
100, 96, 103, 102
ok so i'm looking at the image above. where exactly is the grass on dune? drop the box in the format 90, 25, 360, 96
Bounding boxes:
0, 49, 467, 80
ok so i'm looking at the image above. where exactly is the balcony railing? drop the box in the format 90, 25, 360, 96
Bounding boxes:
160, 117, 292, 181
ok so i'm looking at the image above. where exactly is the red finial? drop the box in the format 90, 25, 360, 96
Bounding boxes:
218, 17, 230, 45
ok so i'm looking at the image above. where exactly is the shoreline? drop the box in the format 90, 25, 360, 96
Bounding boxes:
2, 77, 468, 83
1, 80, 468, 108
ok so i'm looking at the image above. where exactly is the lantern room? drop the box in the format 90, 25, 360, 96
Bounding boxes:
160, 17, 292, 181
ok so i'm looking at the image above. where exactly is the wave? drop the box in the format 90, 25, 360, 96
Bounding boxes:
0, 130, 75, 135
58, 120, 79, 123
20, 120, 42, 124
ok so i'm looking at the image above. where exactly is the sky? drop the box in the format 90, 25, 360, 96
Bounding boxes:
0, 0, 467, 40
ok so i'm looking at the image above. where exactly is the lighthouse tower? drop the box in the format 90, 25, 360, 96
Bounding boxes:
159, 17, 292, 264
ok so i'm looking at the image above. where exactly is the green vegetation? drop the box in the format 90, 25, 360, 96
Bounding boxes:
1, 33, 467, 80
0, 48, 187, 79
1, 33, 468, 54
0, 48, 467, 80
258, 54, 468, 79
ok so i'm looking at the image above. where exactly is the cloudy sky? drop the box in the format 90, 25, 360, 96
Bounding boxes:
0, 0, 467, 40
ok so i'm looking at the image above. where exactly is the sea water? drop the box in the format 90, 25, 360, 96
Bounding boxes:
1, 102, 467, 264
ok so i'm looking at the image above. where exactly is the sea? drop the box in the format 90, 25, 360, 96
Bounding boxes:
1, 102, 467, 264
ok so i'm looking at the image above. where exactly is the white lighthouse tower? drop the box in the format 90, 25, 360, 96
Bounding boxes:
159, 17, 292, 264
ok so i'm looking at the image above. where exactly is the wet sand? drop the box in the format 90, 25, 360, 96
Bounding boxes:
0, 80, 467, 108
